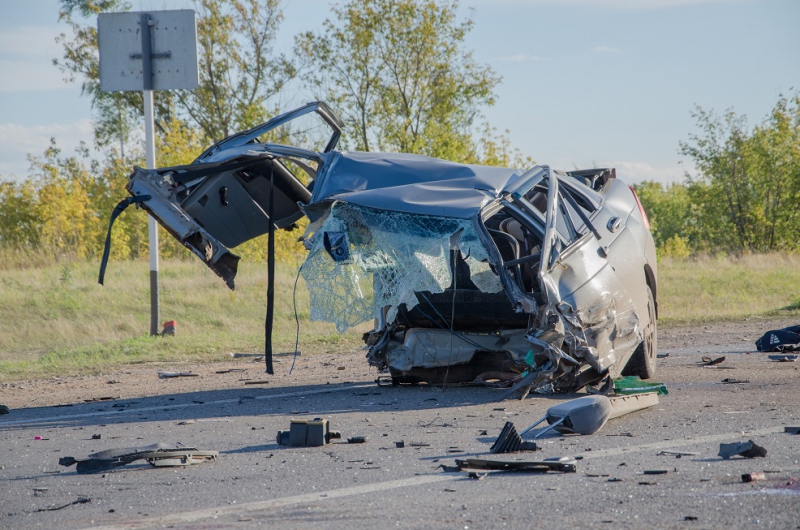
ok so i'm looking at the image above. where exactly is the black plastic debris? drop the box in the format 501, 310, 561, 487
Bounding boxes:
784, 427, 800, 435
755, 325, 800, 352
718, 440, 767, 459
0, 404, 9, 415
59, 444, 218, 474
490, 422, 539, 453
455, 458, 576, 473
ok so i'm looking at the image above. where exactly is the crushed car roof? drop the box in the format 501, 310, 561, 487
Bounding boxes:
311, 151, 523, 218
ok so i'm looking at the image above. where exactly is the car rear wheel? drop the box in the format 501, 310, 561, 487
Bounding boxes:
622, 285, 657, 379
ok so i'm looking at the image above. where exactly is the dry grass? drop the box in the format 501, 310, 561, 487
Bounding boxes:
0, 258, 368, 380
0, 252, 797, 381
657, 253, 800, 325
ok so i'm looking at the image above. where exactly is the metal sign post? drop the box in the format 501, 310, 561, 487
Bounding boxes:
98, 10, 198, 335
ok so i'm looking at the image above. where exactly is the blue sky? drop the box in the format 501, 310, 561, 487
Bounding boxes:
1, 0, 798, 183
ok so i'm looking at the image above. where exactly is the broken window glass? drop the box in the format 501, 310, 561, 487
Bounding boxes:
301, 203, 502, 332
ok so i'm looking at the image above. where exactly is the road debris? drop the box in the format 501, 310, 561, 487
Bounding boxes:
768, 354, 798, 362
755, 325, 800, 352
720, 378, 749, 384
243, 380, 270, 385
490, 421, 539, 453
784, 427, 800, 435
346, 436, 367, 444
742, 472, 767, 482
516, 392, 660, 439
718, 440, 768, 459
157, 371, 198, 379
59, 443, 218, 474
657, 450, 698, 458
36, 497, 90, 512
0, 404, 10, 414
644, 469, 669, 475
700, 356, 726, 366
613, 377, 668, 395
455, 458, 576, 473
277, 418, 341, 447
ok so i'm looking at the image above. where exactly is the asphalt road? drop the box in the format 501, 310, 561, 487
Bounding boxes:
1, 322, 799, 529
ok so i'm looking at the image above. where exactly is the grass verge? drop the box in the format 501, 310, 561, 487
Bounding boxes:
1, 253, 798, 381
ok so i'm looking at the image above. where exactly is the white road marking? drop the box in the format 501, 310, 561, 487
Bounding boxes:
88, 474, 458, 530
575, 425, 784, 461
83, 424, 787, 529
0, 383, 374, 427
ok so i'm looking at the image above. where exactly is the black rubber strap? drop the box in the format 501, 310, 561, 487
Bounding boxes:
98, 195, 151, 285
264, 175, 275, 375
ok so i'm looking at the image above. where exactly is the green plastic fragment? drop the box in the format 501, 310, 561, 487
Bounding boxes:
613, 376, 668, 396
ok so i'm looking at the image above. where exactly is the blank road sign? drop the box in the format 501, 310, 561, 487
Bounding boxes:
98, 10, 199, 92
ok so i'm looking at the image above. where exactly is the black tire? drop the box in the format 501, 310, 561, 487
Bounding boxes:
622, 285, 657, 379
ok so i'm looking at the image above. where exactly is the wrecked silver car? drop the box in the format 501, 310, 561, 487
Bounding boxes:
108, 101, 657, 393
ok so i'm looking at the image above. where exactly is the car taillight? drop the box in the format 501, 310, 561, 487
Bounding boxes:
629, 186, 650, 231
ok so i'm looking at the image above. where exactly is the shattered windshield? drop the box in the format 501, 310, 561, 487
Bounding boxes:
301, 203, 503, 332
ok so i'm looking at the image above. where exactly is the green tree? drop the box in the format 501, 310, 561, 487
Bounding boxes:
296, 0, 529, 166
680, 93, 800, 253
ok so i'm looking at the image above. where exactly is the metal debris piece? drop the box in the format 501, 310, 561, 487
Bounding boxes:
742, 472, 767, 482
243, 380, 270, 385
720, 378, 749, 384
347, 436, 367, 444
718, 440, 768, 459
490, 421, 539, 453
784, 427, 800, 435
644, 469, 668, 475
157, 371, 198, 379
455, 458, 576, 473
58, 444, 218, 474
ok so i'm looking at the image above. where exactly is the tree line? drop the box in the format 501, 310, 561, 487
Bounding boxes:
635, 93, 800, 257
0, 0, 797, 266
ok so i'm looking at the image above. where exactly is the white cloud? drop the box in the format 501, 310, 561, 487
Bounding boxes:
498, 54, 545, 63
0, 120, 95, 180
603, 161, 691, 184
593, 45, 619, 53
0, 25, 74, 92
